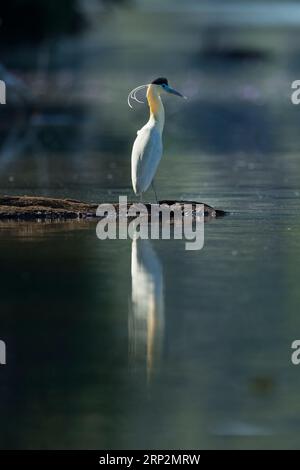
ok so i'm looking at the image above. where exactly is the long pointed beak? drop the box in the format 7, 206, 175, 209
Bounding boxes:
165, 85, 187, 99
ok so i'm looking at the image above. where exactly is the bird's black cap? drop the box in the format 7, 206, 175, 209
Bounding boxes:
151, 77, 168, 85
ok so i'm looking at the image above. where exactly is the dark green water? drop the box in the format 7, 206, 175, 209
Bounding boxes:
1, 151, 300, 449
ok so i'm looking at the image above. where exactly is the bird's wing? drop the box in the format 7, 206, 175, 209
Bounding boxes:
131, 125, 163, 194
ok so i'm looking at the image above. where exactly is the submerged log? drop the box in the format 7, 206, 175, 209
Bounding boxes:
0, 195, 226, 221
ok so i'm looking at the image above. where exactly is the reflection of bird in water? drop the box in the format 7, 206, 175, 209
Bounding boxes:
129, 238, 164, 381
128, 77, 185, 201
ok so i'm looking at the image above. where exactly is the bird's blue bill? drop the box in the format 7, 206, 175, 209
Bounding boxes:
165, 85, 186, 98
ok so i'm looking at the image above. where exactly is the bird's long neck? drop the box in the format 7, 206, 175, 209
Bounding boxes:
147, 85, 165, 133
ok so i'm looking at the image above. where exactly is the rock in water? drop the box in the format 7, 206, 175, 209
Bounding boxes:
0, 195, 226, 221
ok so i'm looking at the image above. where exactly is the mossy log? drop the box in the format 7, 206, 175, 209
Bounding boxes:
0, 195, 226, 221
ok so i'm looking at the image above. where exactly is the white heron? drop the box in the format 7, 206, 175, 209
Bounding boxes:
128, 77, 185, 201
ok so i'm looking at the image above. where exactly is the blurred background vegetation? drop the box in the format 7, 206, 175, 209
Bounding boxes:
0, 0, 299, 200
0, 0, 85, 43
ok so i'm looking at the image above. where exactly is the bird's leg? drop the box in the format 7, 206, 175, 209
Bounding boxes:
140, 193, 143, 204
152, 181, 158, 204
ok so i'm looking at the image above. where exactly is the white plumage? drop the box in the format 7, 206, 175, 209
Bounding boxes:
129, 78, 185, 199
131, 120, 163, 195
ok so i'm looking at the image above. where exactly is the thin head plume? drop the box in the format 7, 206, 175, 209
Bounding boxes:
127, 84, 149, 109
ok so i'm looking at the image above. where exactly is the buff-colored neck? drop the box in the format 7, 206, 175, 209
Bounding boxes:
147, 84, 165, 133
